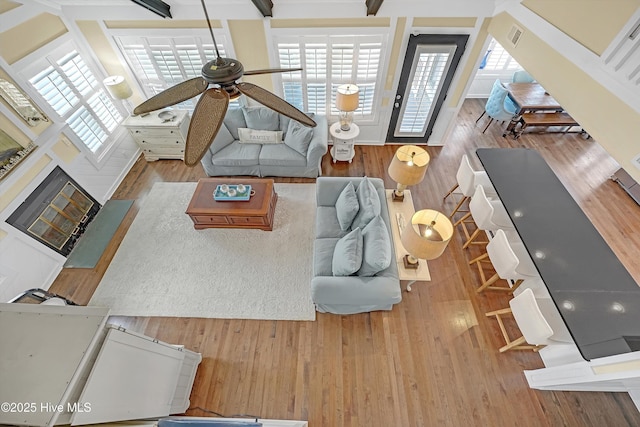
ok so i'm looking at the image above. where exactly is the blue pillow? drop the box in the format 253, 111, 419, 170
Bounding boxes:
335, 181, 359, 231
284, 119, 314, 155
332, 227, 363, 276
223, 108, 247, 140
357, 215, 392, 276
242, 107, 279, 131
352, 177, 381, 229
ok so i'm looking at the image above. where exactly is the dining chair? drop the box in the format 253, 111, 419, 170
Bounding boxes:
476, 79, 517, 133
485, 288, 573, 352
512, 70, 535, 83
454, 185, 515, 249
443, 154, 496, 219
469, 229, 539, 293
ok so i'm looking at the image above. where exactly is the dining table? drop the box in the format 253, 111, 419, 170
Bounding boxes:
502, 82, 563, 135
476, 147, 640, 361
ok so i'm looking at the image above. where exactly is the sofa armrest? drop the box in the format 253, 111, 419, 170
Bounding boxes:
316, 176, 385, 207
311, 275, 401, 305
306, 114, 328, 167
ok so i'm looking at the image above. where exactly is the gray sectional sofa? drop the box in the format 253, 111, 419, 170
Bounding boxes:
200, 107, 328, 178
312, 176, 402, 314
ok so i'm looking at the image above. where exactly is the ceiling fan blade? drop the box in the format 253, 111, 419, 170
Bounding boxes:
236, 82, 316, 127
133, 77, 209, 115
183, 87, 229, 167
244, 67, 303, 76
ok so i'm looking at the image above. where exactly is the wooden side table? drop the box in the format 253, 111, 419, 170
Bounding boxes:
186, 178, 277, 231
385, 189, 431, 291
329, 122, 359, 163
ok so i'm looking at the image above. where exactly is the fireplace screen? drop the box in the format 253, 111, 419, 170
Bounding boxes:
6, 166, 101, 256
27, 182, 94, 250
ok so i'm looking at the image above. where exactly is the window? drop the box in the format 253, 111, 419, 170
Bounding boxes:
29, 49, 123, 155
115, 35, 239, 110
480, 38, 521, 71
275, 34, 385, 120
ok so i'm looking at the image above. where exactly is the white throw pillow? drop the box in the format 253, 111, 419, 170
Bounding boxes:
238, 128, 284, 144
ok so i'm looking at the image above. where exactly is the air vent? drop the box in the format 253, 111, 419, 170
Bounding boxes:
507, 24, 524, 47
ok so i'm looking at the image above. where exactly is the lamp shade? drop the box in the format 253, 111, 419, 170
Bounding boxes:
336, 84, 359, 112
401, 209, 453, 260
387, 145, 429, 186
103, 75, 132, 100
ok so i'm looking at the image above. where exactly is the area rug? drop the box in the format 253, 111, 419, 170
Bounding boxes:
89, 182, 316, 320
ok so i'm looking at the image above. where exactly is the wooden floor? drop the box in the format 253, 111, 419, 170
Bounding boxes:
50, 99, 640, 426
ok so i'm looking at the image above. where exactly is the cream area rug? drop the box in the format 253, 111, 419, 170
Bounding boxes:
89, 182, 316, 320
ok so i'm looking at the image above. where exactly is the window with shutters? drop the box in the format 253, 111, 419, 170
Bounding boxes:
114, 34, 239, 111
274, 34, 385, 121
479, 38, 521, 71
28, 47, 123, 156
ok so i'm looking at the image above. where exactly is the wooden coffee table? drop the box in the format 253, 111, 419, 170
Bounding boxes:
186, 178, 277, 230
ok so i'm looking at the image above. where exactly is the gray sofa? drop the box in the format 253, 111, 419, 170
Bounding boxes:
312, 176, 402, 314
200, 107, 328, 178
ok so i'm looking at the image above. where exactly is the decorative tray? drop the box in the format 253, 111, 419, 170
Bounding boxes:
213, 184, 252, 201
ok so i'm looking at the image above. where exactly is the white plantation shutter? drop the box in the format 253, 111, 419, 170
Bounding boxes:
115, 35, 238, 110
29, 50, 123, 154
399, 51, 450, 134
482, 39, 521, 71
277, 34, 384, 120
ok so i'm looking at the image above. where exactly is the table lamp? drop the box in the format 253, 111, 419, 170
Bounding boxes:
103, 75, 133, 112
401, 209, 453, 268
336, 84, 359, 131
387, 145, 429, 201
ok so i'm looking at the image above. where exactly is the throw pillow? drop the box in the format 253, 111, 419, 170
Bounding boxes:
357, 215, 392, 277
332, 227, 363, 276
238, 128, 284, 144
208, 123, 235, 155
335, 181, 359, 231
352, 177, 381, 230
284, 119, 314, 155
223, 108, 247, 140
242, 107, 279, 131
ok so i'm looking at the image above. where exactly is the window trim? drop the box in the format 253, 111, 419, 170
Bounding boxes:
269, 27, 390, 125
16, 35, 126, 168
109, 28, 238, 112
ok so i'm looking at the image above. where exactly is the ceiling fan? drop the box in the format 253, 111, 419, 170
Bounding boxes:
133, 0, 317, 167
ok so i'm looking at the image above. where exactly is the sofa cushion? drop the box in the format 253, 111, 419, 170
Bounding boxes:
314, 237, 339, 277
210, 142, 260, 166
335, 181, 359, 231
332, 227, 363, 276
316, 206, 348, 239
223, 108, 247, 140
259, 144, 307, 167
208, 123, 235, 155
284, 119, 314, 155
352, 177, 381, 229
357, 215, 392, 277
238, 128, 283, 144
242, 107, 279, 131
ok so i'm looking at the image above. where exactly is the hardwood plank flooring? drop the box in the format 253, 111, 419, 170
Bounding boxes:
49, 99, 640, 426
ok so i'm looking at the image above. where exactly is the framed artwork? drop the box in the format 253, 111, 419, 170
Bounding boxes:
0, 71, 48, 127
0, 129, 36, 181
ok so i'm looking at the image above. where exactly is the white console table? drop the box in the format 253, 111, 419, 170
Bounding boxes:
0, 303, 201, 426
385, 189, 431, 291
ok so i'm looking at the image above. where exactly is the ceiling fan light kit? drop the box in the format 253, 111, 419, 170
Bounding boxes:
133, 0, 316, 167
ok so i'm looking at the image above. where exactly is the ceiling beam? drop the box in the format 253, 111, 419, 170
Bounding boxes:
251, 0, 273, 17
366, 0, 383, 16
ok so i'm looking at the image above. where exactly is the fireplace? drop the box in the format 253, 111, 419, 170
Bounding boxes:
6, 166, 101, 256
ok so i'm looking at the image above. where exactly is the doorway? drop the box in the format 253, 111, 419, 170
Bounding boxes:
386, 34, 468, 143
